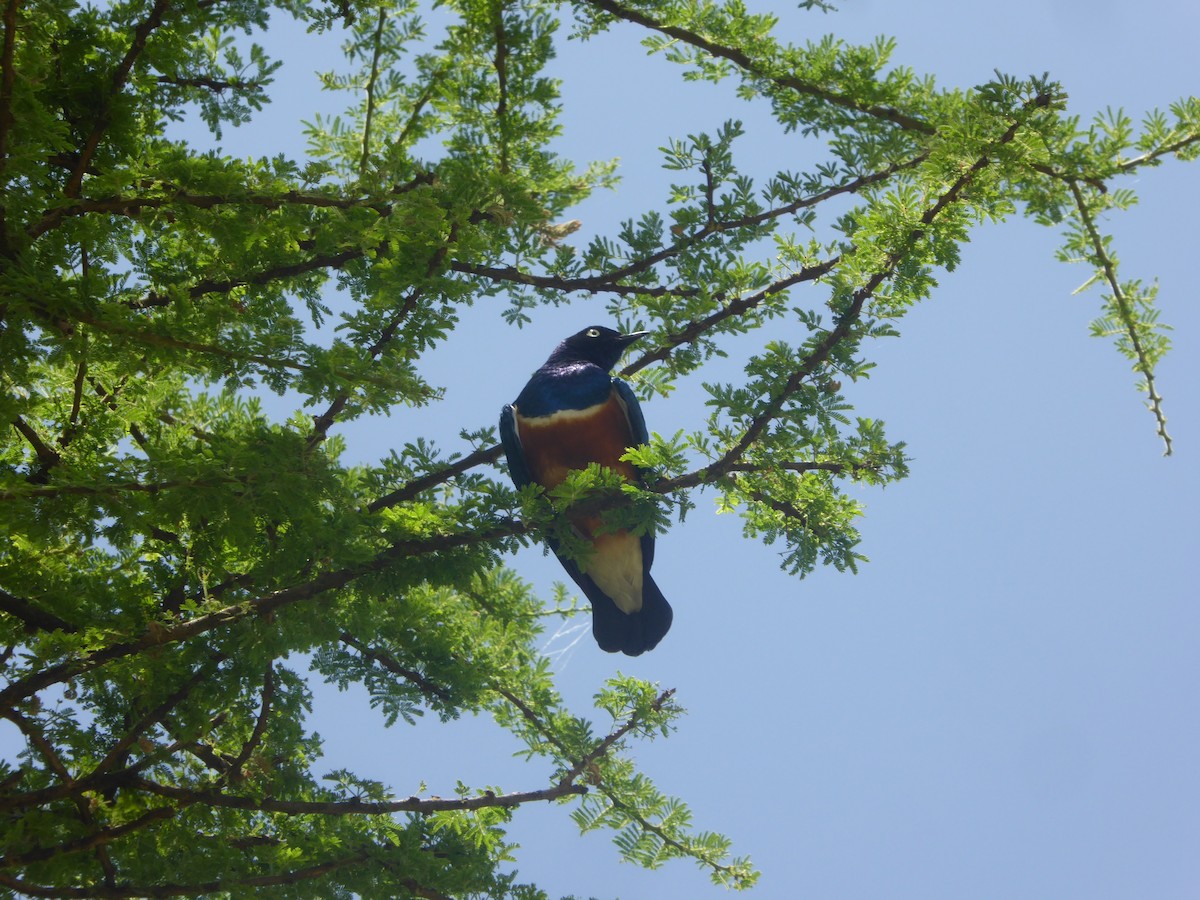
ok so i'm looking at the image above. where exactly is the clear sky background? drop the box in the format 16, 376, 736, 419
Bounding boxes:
6, 1, 1199, 897
300, 2, 1200, 895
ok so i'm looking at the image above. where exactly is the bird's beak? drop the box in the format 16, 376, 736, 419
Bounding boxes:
618, 330, 650, 347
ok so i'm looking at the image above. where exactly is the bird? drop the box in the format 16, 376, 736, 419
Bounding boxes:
499, 325, 673, 656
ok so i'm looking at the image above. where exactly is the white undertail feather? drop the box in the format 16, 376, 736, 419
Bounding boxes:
584, 532, 643, 614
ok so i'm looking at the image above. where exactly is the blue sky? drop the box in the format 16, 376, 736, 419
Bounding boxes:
6, 1, 1199, 897
309, 2, 1200, 896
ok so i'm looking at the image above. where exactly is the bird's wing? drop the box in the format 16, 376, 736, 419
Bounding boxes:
499, 404, 533, 489
612, 379, 648, 446
611, 379, 656, 569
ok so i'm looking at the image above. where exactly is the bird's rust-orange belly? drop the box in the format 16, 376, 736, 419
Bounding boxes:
514, 394, 638, 491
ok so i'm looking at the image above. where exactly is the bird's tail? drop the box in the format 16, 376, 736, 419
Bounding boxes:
589, 574, 673, 657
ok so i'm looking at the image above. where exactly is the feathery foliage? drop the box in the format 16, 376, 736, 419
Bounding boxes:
1, 0, 1193, 896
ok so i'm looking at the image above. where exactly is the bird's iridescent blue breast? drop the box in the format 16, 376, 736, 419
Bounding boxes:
513, 363, 613, 418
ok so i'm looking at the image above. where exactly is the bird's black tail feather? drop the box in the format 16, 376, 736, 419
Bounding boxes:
588, 574, 673, 657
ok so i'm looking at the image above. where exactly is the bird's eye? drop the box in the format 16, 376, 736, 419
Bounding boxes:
586, 328, 601, 338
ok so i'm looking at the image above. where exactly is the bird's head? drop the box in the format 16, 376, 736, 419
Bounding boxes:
546, 325, 649, 372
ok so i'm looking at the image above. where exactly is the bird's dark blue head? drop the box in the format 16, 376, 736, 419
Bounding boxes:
544, 326, 649, 372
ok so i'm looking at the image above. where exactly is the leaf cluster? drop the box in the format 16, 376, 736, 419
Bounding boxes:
0, 0, 1193, 895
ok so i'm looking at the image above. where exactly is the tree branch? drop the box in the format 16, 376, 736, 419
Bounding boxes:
155, 73, 266, 93
29, 187, 404, 241
72, 311, 399, 390
133, 774, 586, 815
366, 445, 503, 513
87, 661, 218, 782
581, 0, 935, 135
1066, 178, 1172, 454
0, 705, 119, 883
58, 338, 89, 449
89, 372, 204, 447
308, 216, 458, 449
221, 662, 275, 782
1, 705, 73, 783
449, 259, 699, 300
655, 100, 1045, 490
306, 287, 423, 449
725, 458, 886, 477
394, 64, 447, 151
1116, 131, 1200, 173
127, 245, 365, 309
10, 415, 60, 472
360, 5, 388, 177
492, 685, 746, 878
64, 0, 172, 198
559, 688, 676, 786
452, 154, 924, 335
711, 152, 930, 233
493, 0, 510, 172
0, 805, 176, 868
0, 476, 246, 502
0, 0, 18, 183
0, 517, 531, 706
0, 850, 395, 898
339, 633, 454, 704
0, 587, 75, 632
622, 262, 838, 376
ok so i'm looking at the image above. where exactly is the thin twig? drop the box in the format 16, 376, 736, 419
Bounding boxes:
306, 287, 423, 449
58, 333, 89, 449
450, 259, 699, 299
306, 219, 457, 450
226, 663, 275, 782
1116, 132, 1200, 173
339, 633, 453, 704
1067, 179, 1172, 454
559, 688, 676, 785
360, 6, 388, 177
366, 444, 503, 513
622, 261, 838, 376
72, 311, 399, 390
127, 245, 364, 309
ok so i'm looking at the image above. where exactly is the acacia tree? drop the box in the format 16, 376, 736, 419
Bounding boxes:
0, 0, 1194, 895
